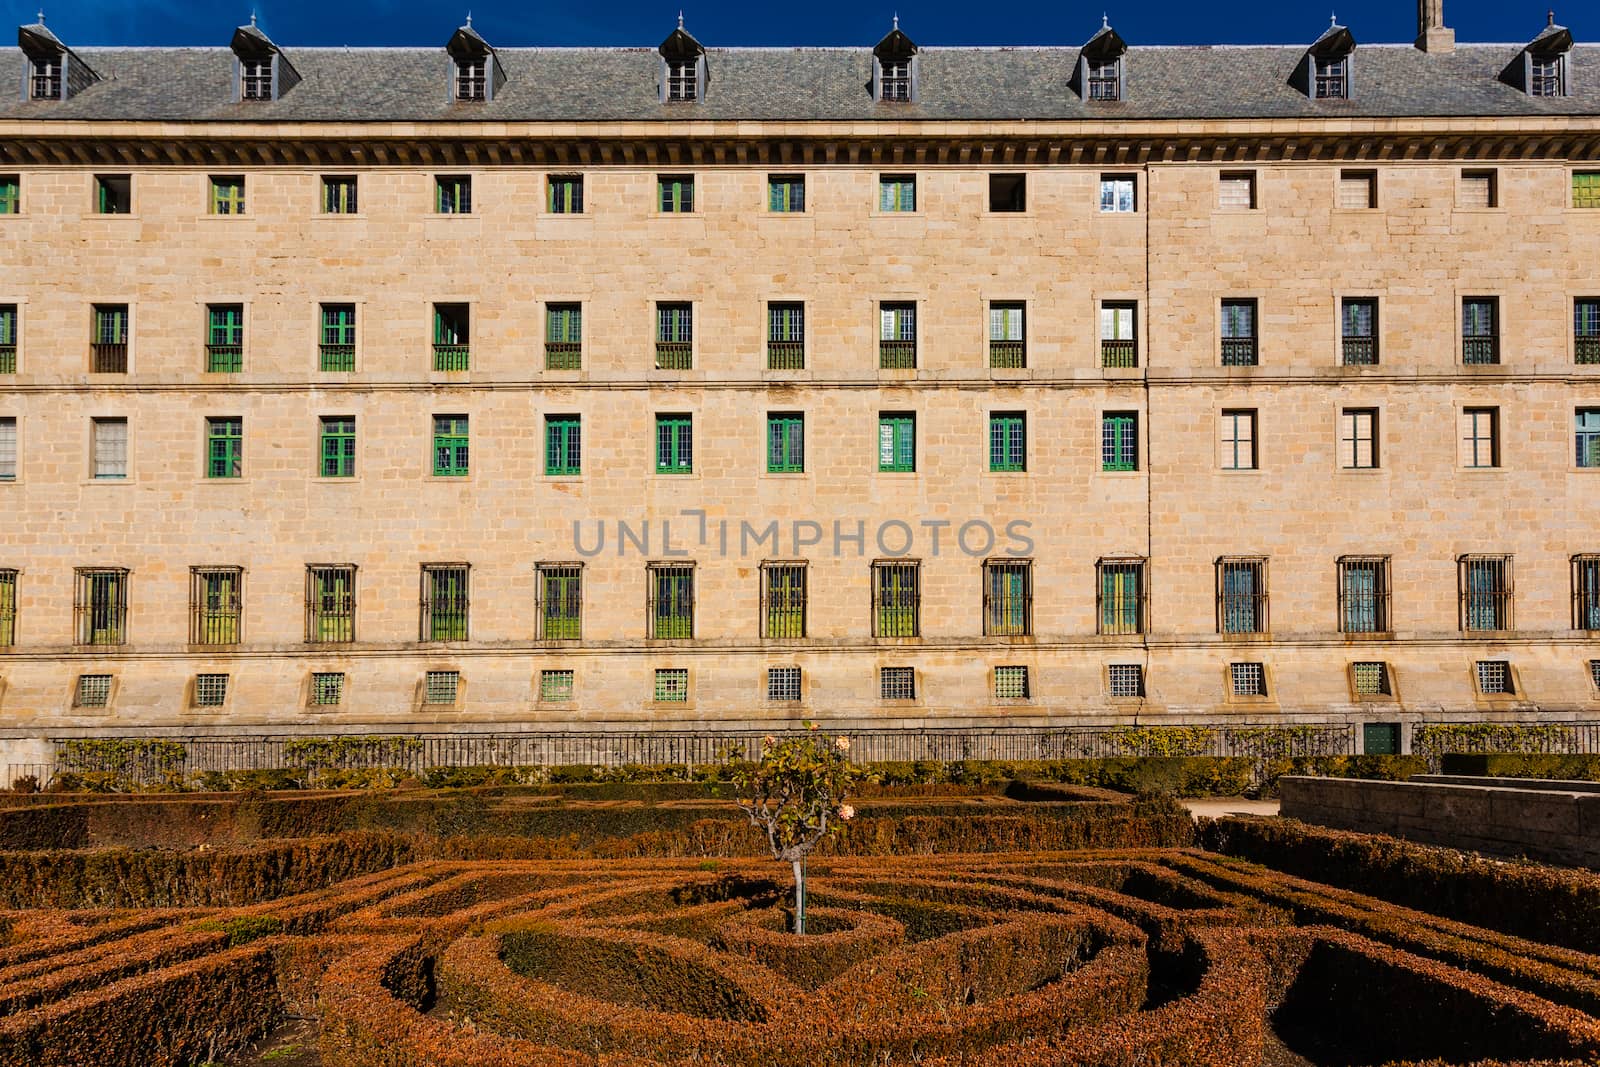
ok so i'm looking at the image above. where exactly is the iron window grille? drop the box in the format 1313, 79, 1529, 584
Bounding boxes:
656, 414, 693, 474
95, 175, 131, 214
545, 415, 582, 476
305, 565, 356, 643
432, 415, 469, 477
310, 672, 344, 706
880, 303, 917, 368
648, 563, 695, 639
990, 413, 1026, 472
75, 674, 113, 707
206, 417, 242, 479
420, 564, 470, 642
1351, 662, 1392, 697
455, 58, 486, 101
1101, 302, 1137, 367
1217, 557, 1269, 636
768, 175, 805, 213
320, 416, 355, 477
880, 666, 915, 700
654, 668, 689, 702
767, 666, 802, 702
1475, 660, 1513, 695
1097, 558, 1147, 636
1220, 300, 1258, 365
1230, 662, 1267, 697
1461, 169, 1499, 209
1459, 555, 1513, 632
548, 175, 583, 213
194, 673, 228, 707
29, 60, 59, 100
92, 304, 128, 372
319, 305, 356, 372
1576, 172, 1600, 209
760, 562, 807, 639
322, 176, 358, 214
1577, 299, 1600, 364
0, 417, 13, 481
539, 670, 574, 702
189, 566, 243, 645
91, 418, 127, 479
1340, 408, 1378, 469
1576, 409, 1600, 468
1108, 664, 1145, 698
546, 304, 583, 369
1099, 174, 1135, 213
994, 665, 1030, 699
1218, 171, 1257, 210
1220, 409, 1257, 470
767, 303, 805, 369
240, 59, 272, 100
435, 175, 472, 214
1460, 407, 1500, 468
0, 303, 15, 373
1462, 298, 1499, 364
1314, 56, 1348, 98
1101, 412, 1138, 472
1341, 299, 1378, 365
209, 176, 245, 215
879, 175, 915, 212
424, 670, 460, 705
537, 563, 583, 640
659, 175, 694, 213
1591, 660, 1600, 691
432, 305, 470, 371
767, 413, 804, 473
206, 304, 243, 372
983, 559, 1033, 637
872, 559, 920, 638
1087, 59, 1121, 100
1574, 555, 1600, 631
988, 174, 1026, 212
989, 303, 1025, 368
1337, 556, 1391, 634
655, 303, 693, 369
0, 569, 13, 646
74, 567, 129, 646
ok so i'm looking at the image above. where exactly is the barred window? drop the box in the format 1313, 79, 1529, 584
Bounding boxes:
74, 567, 128, 646
989, 303, 1025, 369
767, 666, 802, 702
435, 174, 472, 214
1219, 410, 1257, 470
1351, 662, 1392, 697
424, 670, 460, 705
1218, 171, 1257, 210
767, 303, 805, 369
880, 303, 917, 368
0, 569, 14, 646
1459, 555, 1513, 632
322, 175, 358, 214
1462, 298, 1499, 365
647, 563, 694, 639
319, 304, 356, 372
0, 303, 16, 374
1108, 663, 1145, 698
546, 303, 583, 369
310, 672, 344, 706
880, 666, 915, 700
1475, 660, 1513, 695
206, 304, 243, 373
654, 668, 689, 702
1341, 298, 1378, 364
1340, 408, 1378, 469
0, 417, 13, 480
548, 175, 583, 214
1100, 302, 1137, 367
91, 305, 128, 373
432, 304, 470, 372
1590, 660, 1600, 691
655, 303, 693, 369
306, 565, 356, 643
1220, 299, 1258, 366
1097, 559, 1147, 636
1217, 557, 1268, 635
1576, 172, 1600, 209
1574, 555, 1600, 631
1338, 170, 1375, 209
983, 559, 1032, 637
75, 674, 113, 708
194, 673, 228, 707
994, 665, 1030, 699
420, 564, 469, 642
761, 562, 807, 639
539, 669, 574, 702
872, 559, 920, 638
537, 563, 583, 640
189, 566, 243, 645
1577, 298, 1600, 365
1230, 662, 1267, 697
1337, 556, 1390, 634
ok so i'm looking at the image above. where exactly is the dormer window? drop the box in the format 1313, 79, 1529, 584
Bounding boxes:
229, 20, 298, 104
1302, 21, 1354, 101
666, 59, 697, 102
1503, 19, 1570, 98
1531, 54, 1566, 96
29, 57, 59, 100
872, 22, 918, 104
881, 60, 911, 102
455, 57, 486, 101
1087, 59, 1121, 101
240, 59, 272, 101
1077, 20, 1127, 103
1314, 55, 1348, 99
19, 19, 96, 101
658, 19, 706, 104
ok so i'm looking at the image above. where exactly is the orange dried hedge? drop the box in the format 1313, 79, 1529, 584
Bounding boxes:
0, 924, 229, 1017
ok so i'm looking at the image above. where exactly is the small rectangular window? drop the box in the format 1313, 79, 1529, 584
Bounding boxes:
209, 176, 245, 215
537, 563, 583, 639
767, 303, 805, 370
1108, 663, 1145, 698
1351, 662, 1392, 697
0, 417, 13, 481
1087, 59, 1121, 101
1218, 557, 1268, 635
1576, 299, 1600, 365
28, 60, 59, 101
1576, 409, 1600, 468
1230, 662, 1267, 697
1315, 57, 1349, 99
240, 59, 273, 101
872, 559, 920, 638
420, 564, 470, 642
989, 303, 1025, 369
665, 58, 698, 102
1338, 556, 1391, 634
91, 417, 128, 479
189, 566, 243, 645
1218, 171, 1257, 210
432, 415, 469, 477
659, 174, 694, 213
539, 669, 574, 702
424, 670, 460, 705
0, 304, 15, 373
1462, 298, 1499, 364
647, 563, 695, 639
194, 673, 229, 707
1573, 555, 1600, 631
880, 666, 915, 701
655, 303, 693, 369
319, 304, 356, 372
95, 174, 131, 215
546, 303, 582, 369
879, 60, 912, 102
548, 175, 583, 214
879, 412, 915, 472
310, 672, 345, 706
455, 57, 486, 101
432, 304, 470, 372
1590, 659, 1600, 690
1475, 660, 1513, 695
1097, 558, 1147, 636
306, 565, 356, 643
1338, 170, 1374, 208
321, 175, 358, 214
0, 569, 14, 647
1530, 54, 1565, 97
435, 175, 472, 214
767, 666, 802, 702
1459, 407, 1500, 469
988, 174, 1026, 212
761, 562, 807, 639
983, 559, 1033, 637
880, 303, 917, 369
74, 567, 129, 646
1341, 298, 1378, 365
1461, 169, 1498, 209
654, 667, 689, 702
1460, 555, 1513, 632
1100, 302, 1137, 367
767, 412, 804, 473
989, 412, 1026, 472
545, 415, 582, 476
994, 665, 1030, 699
1340, 408, 1378, 469
1101, 412, 1138, 472
1219, 409, 1257, 471
768, 174, 805, 213
319, 416, 355, 478
0, 175, 17, 215
1221, 299, 1258, 366
205, 416, 242, 479
206, 304, 243, 373
75, 674, 113, 708
92, 304, 129, 373
655, 413, 693, 474
1575, 172, 1600, 209
879, 174, 916, 212
1099, 174, 1135, 213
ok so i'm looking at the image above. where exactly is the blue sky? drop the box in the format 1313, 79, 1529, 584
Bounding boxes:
13, 1, 1574, 48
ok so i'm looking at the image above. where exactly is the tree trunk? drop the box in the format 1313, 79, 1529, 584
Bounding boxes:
793, 856, 806, 935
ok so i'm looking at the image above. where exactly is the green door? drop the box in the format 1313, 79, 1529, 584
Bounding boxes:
1362, 723, 1401, 756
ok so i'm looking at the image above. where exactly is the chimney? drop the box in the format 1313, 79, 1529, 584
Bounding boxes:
1416, 0, 1456, 53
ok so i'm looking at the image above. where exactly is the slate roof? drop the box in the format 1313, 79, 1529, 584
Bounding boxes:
1, 42, 1597, 123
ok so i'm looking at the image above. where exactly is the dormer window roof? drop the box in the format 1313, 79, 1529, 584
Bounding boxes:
1504, 17, 1572, 97
872, 19, 918, 103
1077, 19, 1128, 102
659, 17, 706, 103
1303, 19, 1355, 100
446, 19, 502, 102
17, 17, 98, 102
229, 18, 299, 103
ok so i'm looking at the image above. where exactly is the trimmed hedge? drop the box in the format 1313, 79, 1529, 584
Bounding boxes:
1440, 753, 1600, 781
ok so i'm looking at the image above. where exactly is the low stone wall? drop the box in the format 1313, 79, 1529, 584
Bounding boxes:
1278, 775, 1600, 869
